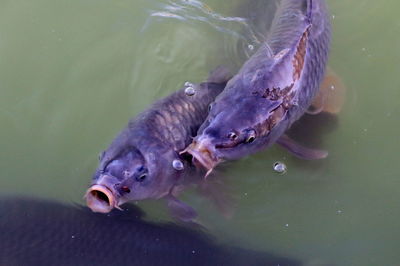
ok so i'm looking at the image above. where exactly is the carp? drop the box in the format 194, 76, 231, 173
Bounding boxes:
185, 0, 332, 175
86, 68, 230, 221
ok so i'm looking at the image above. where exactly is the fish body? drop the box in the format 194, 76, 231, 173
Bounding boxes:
186, 0, 331, 171
86, 68, 229, 218
0, 197, 301, 266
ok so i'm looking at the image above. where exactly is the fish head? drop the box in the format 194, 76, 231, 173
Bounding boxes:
186, 92, 286, 173
186, 51, 301, 173
86, 146, 183, 213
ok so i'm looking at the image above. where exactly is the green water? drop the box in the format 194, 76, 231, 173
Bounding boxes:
1, 0, 399, 265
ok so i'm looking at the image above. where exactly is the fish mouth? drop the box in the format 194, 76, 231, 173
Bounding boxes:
183, 139, 222, 177
85, 184, 121, 213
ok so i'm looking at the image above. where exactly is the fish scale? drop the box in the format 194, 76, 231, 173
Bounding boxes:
86, 70, 229, 219
186, 0, 331, 172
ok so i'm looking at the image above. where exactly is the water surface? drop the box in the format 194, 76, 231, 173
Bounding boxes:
0, 0, 399, 265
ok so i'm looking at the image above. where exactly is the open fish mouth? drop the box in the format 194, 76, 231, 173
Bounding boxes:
85, 184, 121, 213
182, 140, 222, 177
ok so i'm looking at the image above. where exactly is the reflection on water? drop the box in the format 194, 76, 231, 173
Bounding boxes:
0, 0, 399, 265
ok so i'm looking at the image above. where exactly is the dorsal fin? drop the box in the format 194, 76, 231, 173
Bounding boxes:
207, 65, 232, 84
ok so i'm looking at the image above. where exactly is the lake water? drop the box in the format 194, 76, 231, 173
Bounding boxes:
1, 0, 399, 265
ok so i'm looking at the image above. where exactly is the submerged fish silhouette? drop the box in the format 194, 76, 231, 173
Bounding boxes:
0, 196, 300, 266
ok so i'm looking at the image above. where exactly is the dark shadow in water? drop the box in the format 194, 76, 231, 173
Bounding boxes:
0, 196, 300, 266
288, 112, 339, 148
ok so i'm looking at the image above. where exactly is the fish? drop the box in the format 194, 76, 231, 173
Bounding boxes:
0, 196, 302, 266
86, 67, 230, 221
184, 0, 332, 175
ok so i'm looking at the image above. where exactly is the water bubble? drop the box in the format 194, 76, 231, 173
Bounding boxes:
185, 86, 195, 96
248, 44, 254, 50
184, 81, 193, 87
172, 159, 184, 171
273, 161, 287, 174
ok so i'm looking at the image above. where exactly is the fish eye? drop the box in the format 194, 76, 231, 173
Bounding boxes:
245, 129, 256, 143
227, 131, 238, 141
135, 174, 147, 182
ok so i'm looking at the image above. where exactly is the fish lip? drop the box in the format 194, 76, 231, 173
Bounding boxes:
85, 184, 121, 213
183, 140, 222, 176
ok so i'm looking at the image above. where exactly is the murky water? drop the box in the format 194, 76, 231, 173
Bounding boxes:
1, 0, 399, 265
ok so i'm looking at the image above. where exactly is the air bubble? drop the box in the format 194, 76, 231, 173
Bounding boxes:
172, 159, 184, 171
185, 86, 195, 96
273, 161, 287, 174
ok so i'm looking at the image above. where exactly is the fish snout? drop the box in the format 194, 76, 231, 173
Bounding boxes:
85, 175, 122, 213
183, 137, 222, 177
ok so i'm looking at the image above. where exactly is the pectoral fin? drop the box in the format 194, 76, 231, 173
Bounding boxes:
197, 177, 234, 219
277, 135, 328, 160
308, 67, 346, 115
165, 194, 197, 222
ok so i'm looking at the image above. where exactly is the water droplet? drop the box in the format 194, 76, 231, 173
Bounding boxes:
285, 224, 289, 227
185, 86, 195, 96
192, 250, 196, 254
184, 81, 193, 87
337, 210, 342, 214
71, 235, 75, 239
248, 44, 254, 50
172, 159, 184, 171
273, 162, 287, 174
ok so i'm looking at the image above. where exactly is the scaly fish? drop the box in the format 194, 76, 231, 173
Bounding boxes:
86, 67, 230, 221
184, 0, 331, 175
0, 196, 301, 266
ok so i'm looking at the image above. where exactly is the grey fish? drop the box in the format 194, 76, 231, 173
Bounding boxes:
0, 196, 301, 266
184, 0, 331, 174
86, 67, 230, 221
